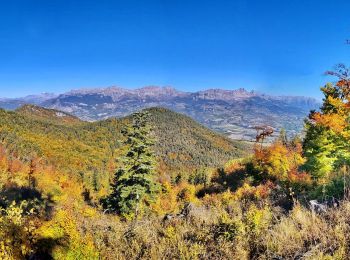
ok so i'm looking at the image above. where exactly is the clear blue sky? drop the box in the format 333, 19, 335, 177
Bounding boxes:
0, 0, 349, 98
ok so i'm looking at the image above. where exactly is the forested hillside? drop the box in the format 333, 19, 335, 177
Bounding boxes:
0, 105, 247, 189
140, 107, 248, 172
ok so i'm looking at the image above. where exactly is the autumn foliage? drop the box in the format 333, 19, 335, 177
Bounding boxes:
304, 65, 350, 181
2, 65, 350, 258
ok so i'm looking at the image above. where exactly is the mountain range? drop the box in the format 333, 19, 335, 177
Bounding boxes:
0, 86, 321, 140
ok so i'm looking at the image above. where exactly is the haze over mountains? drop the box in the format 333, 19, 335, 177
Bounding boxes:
0, 86, 321, 140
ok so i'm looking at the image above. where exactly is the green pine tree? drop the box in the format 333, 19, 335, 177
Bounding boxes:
303, 81, 350, 180
303, 123, 337, 179
107, 111, 159, 218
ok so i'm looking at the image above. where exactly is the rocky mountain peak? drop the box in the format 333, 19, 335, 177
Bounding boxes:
195, 88, 257, 101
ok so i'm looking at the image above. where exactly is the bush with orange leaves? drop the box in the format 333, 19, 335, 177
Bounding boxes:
250, 139, 311, 196
251, 141, 309, 182
233, 181, 275, 201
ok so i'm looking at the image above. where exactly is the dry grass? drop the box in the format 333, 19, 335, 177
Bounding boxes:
55, 199, 350, 259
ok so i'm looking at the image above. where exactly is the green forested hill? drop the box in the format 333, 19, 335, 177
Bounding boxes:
0, 106, 247, 178
0, 108, 120, 188
145, 107, 248, 171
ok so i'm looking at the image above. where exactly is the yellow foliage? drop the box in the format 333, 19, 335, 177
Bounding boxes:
253, 141, 307, 183
177, 182, 197, 203
39, 209, 99, 259
245, 204, 272, 236
0, 201, 37, 259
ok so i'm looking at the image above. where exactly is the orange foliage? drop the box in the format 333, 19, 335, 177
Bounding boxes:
287, 169, 312, 185
235, 181, 275, 201
253, 141, 307, 183
8, 158, 24, 174
312, 112, 347, 133
224, 159, 244, 173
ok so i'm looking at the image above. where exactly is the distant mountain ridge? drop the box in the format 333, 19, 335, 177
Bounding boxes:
0, 92, 57, 110
0, 86, 321, 140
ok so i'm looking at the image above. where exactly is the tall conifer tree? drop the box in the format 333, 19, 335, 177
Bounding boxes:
107, 111, 159, 217
303, 65, 350, 180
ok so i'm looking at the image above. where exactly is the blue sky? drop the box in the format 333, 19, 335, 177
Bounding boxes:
0, 0, 349, 99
